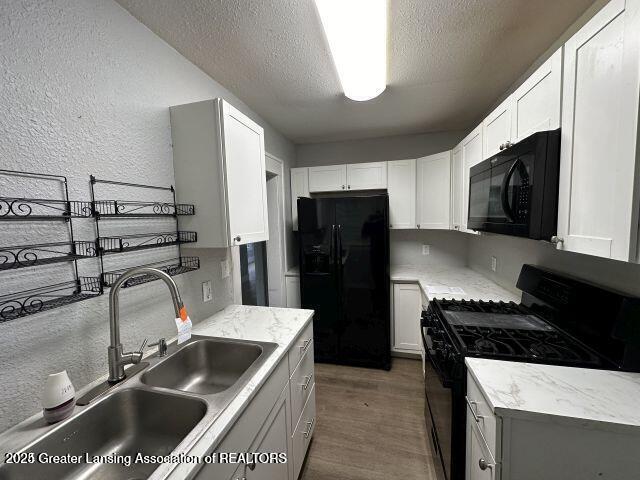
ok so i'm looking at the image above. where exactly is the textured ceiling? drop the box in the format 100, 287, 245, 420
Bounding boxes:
115, 0, 594, 143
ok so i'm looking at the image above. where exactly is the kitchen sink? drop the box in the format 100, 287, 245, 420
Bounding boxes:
141, 338, 266, 395
0, 388, 207, 480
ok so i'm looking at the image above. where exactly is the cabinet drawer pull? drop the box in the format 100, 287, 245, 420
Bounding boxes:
478, 458, 494, 471
300, 374, 313, 390
235, 235, 242, 243
303, 418, 315, 438
299, 338, 312, 352
465, 396, 485, 423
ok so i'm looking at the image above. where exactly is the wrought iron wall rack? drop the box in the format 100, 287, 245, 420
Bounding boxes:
0, 277, 103, 322
97, 231, 197, 254
0, 240, 97, 270
101, 256, 200, 289
90, 176, 199, 289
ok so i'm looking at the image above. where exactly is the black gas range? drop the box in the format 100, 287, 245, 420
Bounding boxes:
421, 265, 640, 480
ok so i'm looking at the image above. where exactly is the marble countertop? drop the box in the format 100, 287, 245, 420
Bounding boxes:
466, 358, 640, 433
285, 266, 299, 276
391, 264, 520, 303
0, 305, 313, 480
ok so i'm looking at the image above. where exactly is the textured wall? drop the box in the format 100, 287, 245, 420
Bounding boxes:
295, 131, 466, 167
0, 0, 294, 430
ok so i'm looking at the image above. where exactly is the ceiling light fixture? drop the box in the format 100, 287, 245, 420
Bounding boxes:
314, 0, 387, 102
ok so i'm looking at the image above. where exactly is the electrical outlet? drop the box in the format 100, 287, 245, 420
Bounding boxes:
491, 256, 497, 272
220, 259, 231, 279
202, 280, 213, 302
422, 244, 430, 255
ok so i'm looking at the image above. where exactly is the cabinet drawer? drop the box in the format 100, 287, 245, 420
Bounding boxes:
290, 342, 315, 429
292, 383, 316, 479
288, 322, 313, 375
466, 373, 497, 457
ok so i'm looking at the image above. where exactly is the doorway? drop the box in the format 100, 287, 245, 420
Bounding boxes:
239, 153, 287, 307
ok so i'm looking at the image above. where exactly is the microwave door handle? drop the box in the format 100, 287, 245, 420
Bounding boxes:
500, 159, 520, 223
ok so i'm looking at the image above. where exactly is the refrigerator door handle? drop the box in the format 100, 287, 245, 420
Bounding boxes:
330, 224, 335, 264
336, 224, 343, 266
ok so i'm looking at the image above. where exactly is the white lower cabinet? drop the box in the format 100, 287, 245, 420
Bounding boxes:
392, 282, 422, 353
194, 324, 315, 480
466, 370, 640, 480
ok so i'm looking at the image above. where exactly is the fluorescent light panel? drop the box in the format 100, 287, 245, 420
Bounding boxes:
315, 0, 387, 101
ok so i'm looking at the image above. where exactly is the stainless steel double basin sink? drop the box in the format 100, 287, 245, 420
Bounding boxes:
0, 335, 277, 480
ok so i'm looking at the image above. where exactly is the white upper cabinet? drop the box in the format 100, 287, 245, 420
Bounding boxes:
482, 97, 513, 159
308, 164, 347, 192
451, 145, 463, 231
170, 98, 268, 248
290, 167, 309, 231
461, 124, 484, 233
221, 101, 269, 246
416, 151, 451, 230
387, 159, 416, 229
346, 161, 388, 190
511, 48, 562, 144
557, 0, 640, 261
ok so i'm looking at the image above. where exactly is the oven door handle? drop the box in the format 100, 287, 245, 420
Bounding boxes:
500, 158, 523, 223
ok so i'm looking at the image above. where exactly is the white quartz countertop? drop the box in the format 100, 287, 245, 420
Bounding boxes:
466, 358, 640, 433
285, 266, 299, 276
0, 305, 313, 480
391, 265, 520, 303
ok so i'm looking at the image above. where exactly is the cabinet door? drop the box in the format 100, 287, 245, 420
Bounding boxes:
392, 283, 422, 352
308, 165, 347, 192
482, 96, 513, 159
245, 386, 292, 480
416, 151, 451, 230
285, 276, 301, 308
451, 145, 463, 231
346, 161, 388, 190
387, 159, 416, 229
467, 420, 496, 480
511, 48, 562, 144
291, 168, 309, 231
461, 124, 483, 233
557, 0, 640, 261
221, 100, 269, 246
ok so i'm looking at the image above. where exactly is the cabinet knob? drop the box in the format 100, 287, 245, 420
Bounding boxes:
347, 185, 351, 189
389, 224, 393, 228
247, 460, 256, 471
417, 224, 420, 228
235, 236, 242, 243
499, 143, 505, 150
478, 458, 493, 471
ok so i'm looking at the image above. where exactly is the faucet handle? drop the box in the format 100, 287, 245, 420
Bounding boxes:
149, 338, 168, 357
137, 338, 148, 354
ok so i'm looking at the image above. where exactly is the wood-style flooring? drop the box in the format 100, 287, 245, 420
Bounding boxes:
299, 358, 438, 480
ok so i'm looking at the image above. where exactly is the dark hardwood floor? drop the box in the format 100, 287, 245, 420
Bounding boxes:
299, 358, 438, 480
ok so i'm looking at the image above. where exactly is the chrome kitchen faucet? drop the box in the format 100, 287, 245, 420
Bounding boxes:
107, 267, 184, 383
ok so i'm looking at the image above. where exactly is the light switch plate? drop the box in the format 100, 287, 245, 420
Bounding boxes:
220, 259, 231, 279
491, 256, 497, 272
422, 244, 430, 255
202, 280, 213, 302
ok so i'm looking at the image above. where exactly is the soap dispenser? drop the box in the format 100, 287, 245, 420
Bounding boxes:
41, 370, 75, 424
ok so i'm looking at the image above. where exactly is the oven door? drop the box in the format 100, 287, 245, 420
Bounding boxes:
422, 318, 452, 480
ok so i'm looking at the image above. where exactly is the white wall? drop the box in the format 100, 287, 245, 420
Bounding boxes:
296, 131, 466, 167
0, 0, 295, 431
391, 230, 468, 268
468, 234, 640, 297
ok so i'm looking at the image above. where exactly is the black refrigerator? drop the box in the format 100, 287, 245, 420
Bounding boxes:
298, 194, 390, 370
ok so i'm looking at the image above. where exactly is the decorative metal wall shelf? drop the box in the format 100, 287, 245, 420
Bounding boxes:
0, 240, 97, 270
0, 170, 103, 321
90, 176, 199, 289
92, 200, 195, 218
0, 277, 103, 322
101, 256, 200, 289
98, 231, 197, 254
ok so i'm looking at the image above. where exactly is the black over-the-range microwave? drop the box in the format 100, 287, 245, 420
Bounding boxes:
467, 129, 561, 240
